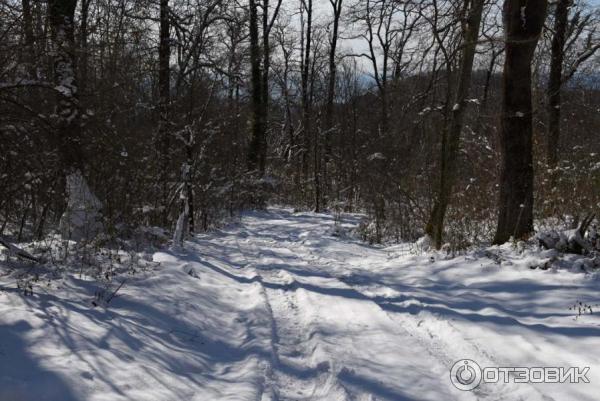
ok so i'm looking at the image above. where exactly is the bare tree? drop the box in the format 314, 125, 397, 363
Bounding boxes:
546, 0, 600, 172
48, 0, 103, 240
300, 0, 314, 187
247, 0, 265, 174
426, 0, 485, 249
261, 0, 283, 168
79, 0, 90, 97
157, 0, 171, 224
351, 0, 400, 135
494, 0, 548, 244
546, 0, 570, 173
49, 0, 82, 172
323, 0, 343, 205
21, 0, 35, 78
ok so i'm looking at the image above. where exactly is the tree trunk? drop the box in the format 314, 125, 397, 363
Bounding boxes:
79, 0, 90, 98
247, 0, 265, 175
325, 0, 342, 151
546, 0, 569, 171
323, 0, 343, 207
22, 0, 36, 78
493, 0, 547, 244
261, 0, 269, 174
426, 0, 485, 249
300, 0, 313, 188
173, 163, 191, 248
49, 0, 102, 241
48, 0, 83, 172
157, 0, 171, 225
282, 51, 294, 163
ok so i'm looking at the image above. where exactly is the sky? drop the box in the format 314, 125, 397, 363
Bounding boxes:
303, 0, 600, 76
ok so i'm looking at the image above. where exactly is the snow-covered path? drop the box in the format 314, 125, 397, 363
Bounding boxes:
2, 208, 600, 400
180, 210, 458, 400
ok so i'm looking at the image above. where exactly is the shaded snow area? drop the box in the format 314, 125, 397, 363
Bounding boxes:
2, 208, 600, 400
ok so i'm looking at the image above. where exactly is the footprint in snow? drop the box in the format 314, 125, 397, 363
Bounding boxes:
81, 372, 94, 381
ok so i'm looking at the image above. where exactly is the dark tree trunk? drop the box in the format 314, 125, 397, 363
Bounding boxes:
300, 0, 312, 206
379, 51, 388, 137
36, 202, 49, 240
546, 0, 570, 171
259, 0, 272, 175
257, 0, 282, 175
323, 0, 343, 207
157, 0, 171, 223
48, 0, 83, 172
50, 0, 103, 240
79, 0, 90, 97
22, 0, 36, 78
482, 48, 502, 108
493, 0, 547, 244
325, 0, 342, 149
426, 0, 485, 249
247, 0, 265, 175
261, 0, 269, 174
186, 82, 196, 235
282, 51, 294, 162
300, 0, 313, 186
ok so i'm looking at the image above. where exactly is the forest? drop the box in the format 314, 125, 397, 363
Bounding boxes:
0, 0, 597, 248
1, 0, 600, 400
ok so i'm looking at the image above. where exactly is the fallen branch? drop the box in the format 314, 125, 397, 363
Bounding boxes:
92, 279, 126, 307
106, 280, 126, 304
537, 214, 596, 254
0, 237, 39, 263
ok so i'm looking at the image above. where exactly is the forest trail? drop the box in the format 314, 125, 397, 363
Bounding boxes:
218, 210, 459, 401
1, 208, 600, 401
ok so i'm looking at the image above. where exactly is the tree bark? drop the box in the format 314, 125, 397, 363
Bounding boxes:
300, 0, 313, 186
79, 0, 90, 98
49, 0, 103, 241
300, 0, 312, 206
261, 0, 270, 174
325, 0, 342, 148
247, 0, 265, 175
22, 0, 36, 79
546, 0, 570, 171
426, 0, 485, 249
48, 0, 83, 172
493, 0, 547, 244
157, 0, 171, 223
323, 0, 343, 208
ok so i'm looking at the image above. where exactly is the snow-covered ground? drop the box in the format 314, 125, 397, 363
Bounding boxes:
1, 208, 600, 401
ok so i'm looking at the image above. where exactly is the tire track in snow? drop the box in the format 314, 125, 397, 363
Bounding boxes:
236, 214, 554, 401
231, 224, 444, 401
300, 247, 556, 401
255, 268, 352, 401
229, 234, 351, 400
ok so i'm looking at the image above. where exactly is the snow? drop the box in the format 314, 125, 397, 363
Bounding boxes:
2, 208, 600, 400
59, 170, 103, 241
55, 84, 73, 97
367, 152, 386, 161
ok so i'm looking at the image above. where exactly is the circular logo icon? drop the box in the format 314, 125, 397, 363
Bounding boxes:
450, 359, 482, 391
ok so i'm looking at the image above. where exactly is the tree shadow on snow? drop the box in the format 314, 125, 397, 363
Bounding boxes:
338, 368, 428, 401
0, 320, 79, 401
193, 254, 600, 339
